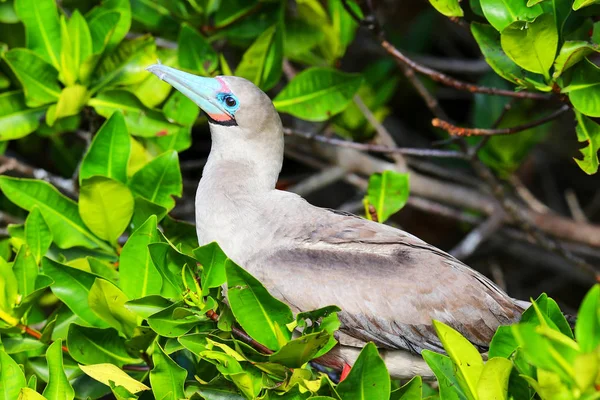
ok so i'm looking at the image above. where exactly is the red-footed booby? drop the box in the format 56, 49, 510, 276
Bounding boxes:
147, 64, 524, 378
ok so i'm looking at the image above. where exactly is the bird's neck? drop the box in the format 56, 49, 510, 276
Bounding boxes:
201, 123, 284, 193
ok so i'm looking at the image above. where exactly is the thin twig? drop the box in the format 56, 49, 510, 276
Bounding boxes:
205, 310, 273, 354
288, 167, 347, 197
432, 106, 570, 137
283, 128, 468, 159
565, 189, 588, 223
450, 212, 505, 260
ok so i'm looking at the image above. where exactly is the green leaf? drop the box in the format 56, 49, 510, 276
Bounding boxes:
476, 358, 512, 400
573, 111, 600, 174
59, 11, 92, 86
575, 284, 600, 352
214, 0, 258, 28
193, 242, 227, 296
24, 207, 51, 265
178, 24, 218, 75
336, 343, 390, 400
573, 0, 600, 9
328, 0, 362, 59
119, 215, 163, 300
433, 320, 484, 399
79, 177, 134, 245
422, 350, 468, 400
42, 257, 107, 327
88, 279, 137, 337
365, 170, 409, 223
147, 301, 206, 337
0, 177, 112, 252
273, 68, 363, 121
13, 244, 38, 297
89, 90, 180, 137
480, 0, 543, 31
428, 0, 464, 16
553, 41, 599, 78
149, 343, 186, 400
125, 295, 173, 319
47, 85, 90, 127
236, 24, 283, 91
284, 19, 325, 61
565, 58, 600, 118
129, 150, 182, 211
269, 331, 331, 368
500, 14, 558, 79
471, 23, 546, 89
0, 349, 27, 399
390, 376, 422, 400
130, 197, 167, 230
86, 0, 131, 54
163, 91, 199, 126
225, 259, 294, 350
3, 49, 61, 107
80, 111, 131, 184
91, 36, 156, 93
148, 242, 197, 298
43, 340, 75, 400
67, 325, 140, 367
80, 363, 149, 394
0, 91, 46, 141
14, 0, 61, 69
130, 49, 175, 108
18, 388, 47, 400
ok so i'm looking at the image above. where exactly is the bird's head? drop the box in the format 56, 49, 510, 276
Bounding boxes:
146, 64, 279, 134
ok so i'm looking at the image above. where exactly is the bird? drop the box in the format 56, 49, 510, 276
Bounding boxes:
146, 64, 525, 379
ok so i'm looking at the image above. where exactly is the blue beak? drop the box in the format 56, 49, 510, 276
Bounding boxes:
146, 64, 233, 122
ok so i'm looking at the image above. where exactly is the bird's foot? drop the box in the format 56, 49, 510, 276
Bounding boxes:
339, 363, 352, 382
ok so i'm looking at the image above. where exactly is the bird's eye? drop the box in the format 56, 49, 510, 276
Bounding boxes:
224, 96, 237, 107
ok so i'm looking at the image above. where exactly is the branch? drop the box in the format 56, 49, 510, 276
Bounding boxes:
450, 212, 505, 260
283, 128, 468, 159
205, 310, 274, 355
432, 106, 570, 137
0, 154, 76, 197
340, 0, 553, 101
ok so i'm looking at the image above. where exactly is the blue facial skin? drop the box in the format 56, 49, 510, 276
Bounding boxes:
146, 64, 239, 125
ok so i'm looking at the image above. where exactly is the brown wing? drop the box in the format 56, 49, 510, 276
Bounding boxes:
246, 209, 523, 354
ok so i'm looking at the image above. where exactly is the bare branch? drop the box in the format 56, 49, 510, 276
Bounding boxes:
0, 155, 76, 198
450, 212, 505, 260
432, 106, 570, 137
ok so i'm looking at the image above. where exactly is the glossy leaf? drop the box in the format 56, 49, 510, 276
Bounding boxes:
328, 0, 362, 59
67, 325, 140, 367
178, 24, 218, 75
476, 358, 512, 400
89, 90, 180, 137
24, 207, 52, 264
422, 350, 468, 400
566, 58, 600, 118
573, 0, 600, 9
433, 320, 483, 399
480, 0, 543, 31
119, 215, 163, 300
80, 111, 131, 184
18, 388, 46, 400
42, 257, 107, 327
501, 14, 558, 79
365, 170, 410, 223
3, 49, 61, 107
13, 244, 38, 297
163, 91, 199, 126
575, 284, 600, 352
0, 91, 45, 141
226, 259, 293, 350
573, 111, 600, 175
0, 177, 112, 251
125, 295, 173, 320
80, 363, 149, 394
79, 177, 134, 245
390, 376, 422, 400
553, 41, 599, 79
149, 343, 186, 400
236, 24, 283, 91
146, 301, 207, 337
193, 242, 227, 296
14, 0, 61, 69
336, 343, 390, 400
86, 0, 131, 53
46, 85, 89, 126
269, 331, 331, 368
88, 279, 137, 337
273, 68, 363, 121
428, 0, 464, 16
0, 348, 27, 399
42, 340, 75, 400
214, 0, 258, 28
129, 150, 182, 211
60, 11, 92, 86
